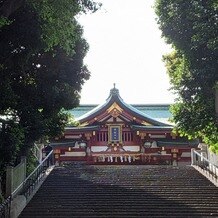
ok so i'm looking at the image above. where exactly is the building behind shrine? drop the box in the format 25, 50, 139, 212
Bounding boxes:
50, 86, 198, 165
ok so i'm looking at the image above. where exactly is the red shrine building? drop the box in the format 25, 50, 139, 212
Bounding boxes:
51, 86, 198, 165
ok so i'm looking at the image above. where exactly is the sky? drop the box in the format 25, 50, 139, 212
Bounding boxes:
77, 0, 175, 104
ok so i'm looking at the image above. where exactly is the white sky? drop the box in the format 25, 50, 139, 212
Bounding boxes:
78, 0, 175, 104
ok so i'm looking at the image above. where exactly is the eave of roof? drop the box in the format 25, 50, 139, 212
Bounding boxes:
131, 125, 173, 131
77, 87, 171, 126
117, 95, 171, 126
65, 125, 99, 131
50, 141, 76, 148
157, 141, 198, 147
69, 105, 172, 125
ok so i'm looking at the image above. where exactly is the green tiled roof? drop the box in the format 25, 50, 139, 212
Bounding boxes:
68, 105, 97, 118
132, 105, 172, 119
68, 104, 172, 124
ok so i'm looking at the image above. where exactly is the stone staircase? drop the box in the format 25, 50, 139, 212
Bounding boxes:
19, 163, 218, 217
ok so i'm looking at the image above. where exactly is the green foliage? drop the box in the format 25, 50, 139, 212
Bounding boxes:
155, 0, 218, 152
163, 51, 191, 92
0, 16, 12, 28
0, 122, 24, 177
0, 0, 100, 180
26, 153, 38, 176
29, 0, 101, 54
30, 0, 80, 54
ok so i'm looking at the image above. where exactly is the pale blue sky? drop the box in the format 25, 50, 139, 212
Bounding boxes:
78, 0, 175, 104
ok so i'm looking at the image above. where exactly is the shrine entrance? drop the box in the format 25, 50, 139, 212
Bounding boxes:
51, 86, 197, 165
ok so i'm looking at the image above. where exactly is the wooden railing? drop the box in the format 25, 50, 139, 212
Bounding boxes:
191, 149, 218, 186
0, 150, 54, 218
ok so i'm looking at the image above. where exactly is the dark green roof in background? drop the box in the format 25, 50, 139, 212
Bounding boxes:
68, 104, 97, 118
68, 104, 172, 124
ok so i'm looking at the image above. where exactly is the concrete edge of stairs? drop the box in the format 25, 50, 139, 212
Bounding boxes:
192, 165, 218, 187
11, 165, 55, 218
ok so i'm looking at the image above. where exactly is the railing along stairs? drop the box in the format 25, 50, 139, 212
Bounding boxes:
0, 150, 54, 218
191, 149, 218, 187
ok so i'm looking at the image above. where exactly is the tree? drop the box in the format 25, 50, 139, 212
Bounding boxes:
155, 0, 218, 152
0, 0, 100, 178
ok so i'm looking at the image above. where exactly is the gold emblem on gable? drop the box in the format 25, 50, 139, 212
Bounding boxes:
107, 102, 123, 118
80, 121, 89, 126
141, 121, 152, 126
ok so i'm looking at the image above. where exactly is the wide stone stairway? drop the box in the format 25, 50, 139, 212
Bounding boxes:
19, 163, 218, 218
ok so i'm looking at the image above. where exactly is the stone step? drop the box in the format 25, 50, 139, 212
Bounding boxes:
19, 164, 218, 218
20, 212, 218, 218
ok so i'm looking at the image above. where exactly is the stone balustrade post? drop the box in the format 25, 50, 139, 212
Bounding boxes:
21, 156, 27, 178
191, 148, 196, 165
6, 166, 13, 197
215, 82, 218, 123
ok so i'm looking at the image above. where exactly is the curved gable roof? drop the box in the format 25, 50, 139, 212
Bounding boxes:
77, 86, 172, 127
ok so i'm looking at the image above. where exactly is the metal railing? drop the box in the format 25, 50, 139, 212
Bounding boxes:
191, 149, 218, 184
0, 150, 54, 218
0, 196, 11, 218
13, 150, 54, 198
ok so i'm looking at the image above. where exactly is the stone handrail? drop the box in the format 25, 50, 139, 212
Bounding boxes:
12, 150, 54, 198
0, 150, 54, 218
191, 149, 218, 187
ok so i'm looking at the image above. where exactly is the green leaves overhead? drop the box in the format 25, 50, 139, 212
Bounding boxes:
155, 0, 218, 152
0, 0, 100, 169
30, 0, 81, 54
29, 0, 101, 54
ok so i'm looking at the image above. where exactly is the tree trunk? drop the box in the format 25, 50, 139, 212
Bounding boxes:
216, 82, 218, 124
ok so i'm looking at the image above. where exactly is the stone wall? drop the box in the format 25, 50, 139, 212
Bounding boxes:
6, 157, 26, 197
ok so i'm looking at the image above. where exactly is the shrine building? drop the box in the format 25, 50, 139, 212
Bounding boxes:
51, 85, 198, 165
